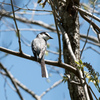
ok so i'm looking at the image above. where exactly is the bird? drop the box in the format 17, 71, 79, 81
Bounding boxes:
31, 32, 53, 78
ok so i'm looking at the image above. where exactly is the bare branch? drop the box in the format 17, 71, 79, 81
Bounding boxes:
40, 79, 62, 98
88, 85, 98, 100
48, 65, 63, 77
1, 72, 16, 91
16, 79, 40, 99
0, 10, 56, 32
80, 21, 91, 57
0, 46, 79, 77
58, 22, 76, 61
3, 76, 8, 100
0, 2, 52, 12
0, 66, 40, 100
80, 13, 100, 34
81, 38, 100, 47
81, 3, 99, 14
83, 46, 100, 55
50, 0, 62, 63
80, 0, 97, 58
47, 50, 63, 55
80, 34, 99, 43
74, 6, 100, 22
0, 28, 54, 32
10, 0, 22, 53
0, 63, 24, 100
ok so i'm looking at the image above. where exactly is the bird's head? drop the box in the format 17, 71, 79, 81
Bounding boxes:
37, 32, 53, 41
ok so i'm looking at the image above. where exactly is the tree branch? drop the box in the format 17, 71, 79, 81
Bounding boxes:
80, 13, 100, 34
1, 67, 62, 100
80, 34, 99, 43
0, 10, 56, 32
58, 22, 76, 61
10, 0, 22, 53
50, 0, 62, 63
81, 38, 100, 47
80, 0, 97, 58
83, 46, 100, 55
88, 85, 98, 100
40, 79, 62, 98
0, 46, 79, 77
0, 2, 52, 12
0, 63, 24, 100
0, 64, 40, 100
74, 6, 100, 22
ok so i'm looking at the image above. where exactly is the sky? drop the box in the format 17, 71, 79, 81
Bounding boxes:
0, 0, 100, 100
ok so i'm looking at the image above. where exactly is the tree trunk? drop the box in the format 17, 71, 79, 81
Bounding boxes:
51, 0, 88, 99
59, 0, 86, 100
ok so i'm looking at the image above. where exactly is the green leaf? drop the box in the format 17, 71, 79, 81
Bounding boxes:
62, 76, 68, 83
79, 59, 83, 65
75, 61, 79, 65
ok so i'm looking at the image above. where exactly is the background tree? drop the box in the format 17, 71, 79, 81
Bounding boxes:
0, 0, 100, 100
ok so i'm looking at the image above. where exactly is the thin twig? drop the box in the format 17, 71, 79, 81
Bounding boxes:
0, 28, 54, 32
92, 26, 100, 43
80, 34, 99, 43
48, 65, 63, 77
10, 0, 22, 53
80, 0, 97, 58
88, 85, 98, 100
80, 13, 100, 35
81, 38, 100, 47
0, 63, 24, 100
74, 6, 100, 22
0, 10, 56, 32
0, 68, 40, 100
83, 46, 100, 55
1, 72, 16, 91
50, 0, 62, 63
47, 50, 63, 55
0, 2, 52, 12
31, 2, 37, 20
80, 21, 91, 57
40, 79, 62, 98
4, 77, 8, 100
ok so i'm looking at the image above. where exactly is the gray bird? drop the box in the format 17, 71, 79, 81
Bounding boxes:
31, 32, 53, 78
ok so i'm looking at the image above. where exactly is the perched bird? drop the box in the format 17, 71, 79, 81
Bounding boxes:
31, 32, 53, 78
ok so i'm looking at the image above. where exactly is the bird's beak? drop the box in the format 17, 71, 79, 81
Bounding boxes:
49, 36, 53, 39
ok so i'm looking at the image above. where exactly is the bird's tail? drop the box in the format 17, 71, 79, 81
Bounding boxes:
40, 58, 48, 78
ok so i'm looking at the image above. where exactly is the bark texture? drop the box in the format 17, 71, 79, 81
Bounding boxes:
56, 0, 86, 100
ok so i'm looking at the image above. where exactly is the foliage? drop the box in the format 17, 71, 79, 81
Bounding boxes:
62, 60, 100, 92
84, 62, 100, 92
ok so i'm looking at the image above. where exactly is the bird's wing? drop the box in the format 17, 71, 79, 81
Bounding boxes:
31, 39, 38, 59
39, 43, 46, 59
